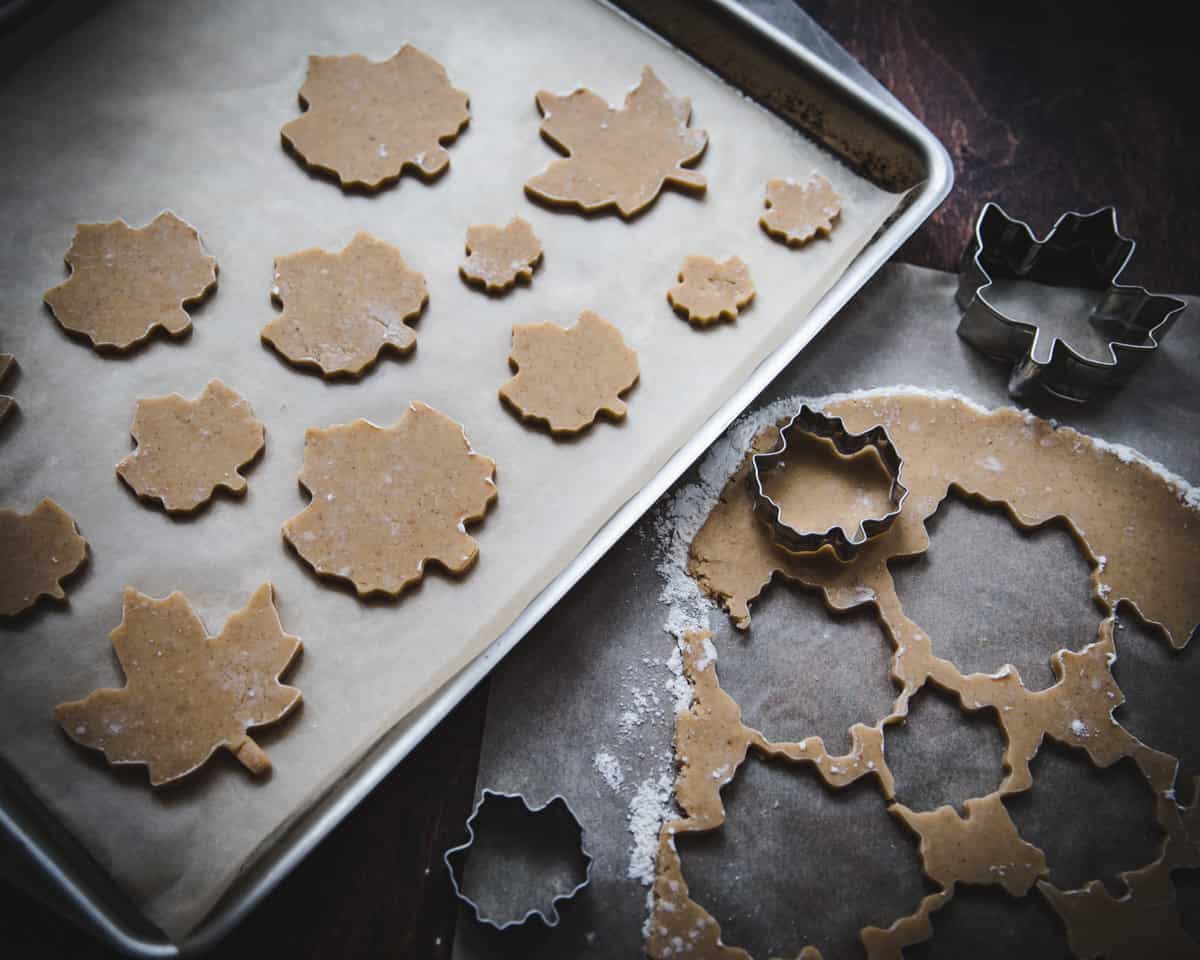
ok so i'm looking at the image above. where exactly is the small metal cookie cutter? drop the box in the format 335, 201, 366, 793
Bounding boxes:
956, 202, 1185, 402
443, 788, 593, 931
750, 404, 908, 561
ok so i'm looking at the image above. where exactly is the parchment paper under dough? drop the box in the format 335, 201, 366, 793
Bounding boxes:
0, 0, 901, 941
651, 389, 1200, 957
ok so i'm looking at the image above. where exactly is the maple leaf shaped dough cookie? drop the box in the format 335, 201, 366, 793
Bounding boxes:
0, 498, 88, 617
116, 380, 265, 513
0, 354, 15, 424
283, 402, 496, 597
54, 584, 301, 786
525, 66, 707, 218
43, 212, 217, 351
500, 312, 639, 435
460, 218, 543, 293
281, 46, 470, 191
261, 232, 427, 378
760, 173, 842, 246
667, 255, 755, 326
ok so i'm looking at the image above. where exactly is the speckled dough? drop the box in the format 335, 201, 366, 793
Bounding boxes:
499, 311, 639, 435
116, 380, 265, 514
262, 232, 427, 378
0, 498, 88, 617
667, 255, 755, 326
525, 66, 707, 218
54, 584, 301, 786
760, 173, 842, 246
281, 46, 470, 191
43, 212, 217, 351
0, 354, 15, 424
282, 402, 497, 598
459, 217, 543, 293
647, 391, 1200, 958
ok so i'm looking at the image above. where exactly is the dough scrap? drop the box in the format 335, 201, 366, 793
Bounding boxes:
54, 584, 301, 786
282, 401, 496, 597
499, 311, 639, 435
43, 213, 218, 351
116, 380, 265, 514
667, 255, 755, 326
281, 46, 469, 191
760, 173, 842, 246
0, 354, 15, 424
262, 232, 427, 378
0, 498, 88, 617
660, 390, 1200, 957
525, 66, 707, 218
459, 217, 543, 293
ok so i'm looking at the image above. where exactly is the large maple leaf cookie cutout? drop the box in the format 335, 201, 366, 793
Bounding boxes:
281, 46, 470, 191
500, 311, 640, 435
43, 212, 217, 351
261, 232, 427, 378
117, 380, 265, 513
55, 584, 301, 786
283, 402, 497, 598
0, 498, 88, 617
525, 66, 707, 218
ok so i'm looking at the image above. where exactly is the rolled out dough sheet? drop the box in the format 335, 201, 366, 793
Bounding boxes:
0, 0, 903, 941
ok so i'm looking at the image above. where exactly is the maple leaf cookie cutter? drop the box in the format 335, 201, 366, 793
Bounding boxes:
750, 404, 908, 561
956, 202, 1186, 401
443, 789, 593, 931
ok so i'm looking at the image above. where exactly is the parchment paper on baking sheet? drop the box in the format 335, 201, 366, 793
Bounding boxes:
0, 0, 903, 940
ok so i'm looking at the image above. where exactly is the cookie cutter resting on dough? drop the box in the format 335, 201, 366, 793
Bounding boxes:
749, 404, 908, 562
443, 789, 593, 931
956, 202, 1186, 402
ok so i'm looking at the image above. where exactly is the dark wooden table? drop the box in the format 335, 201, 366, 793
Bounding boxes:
3, 1, 1194, 956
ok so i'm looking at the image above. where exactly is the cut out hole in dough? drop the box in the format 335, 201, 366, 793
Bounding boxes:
676, 754, 930, 960
885, 685, 1007, 813
890, 490, 1099, 689
1005, 742, 1161, 894
715, 583, 896, 754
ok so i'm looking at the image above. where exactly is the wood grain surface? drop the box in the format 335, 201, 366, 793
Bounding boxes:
2, 1, 1193, 957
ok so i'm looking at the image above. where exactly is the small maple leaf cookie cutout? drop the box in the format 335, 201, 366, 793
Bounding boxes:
262, 232, 428, 378
500, 312, 640, 435
0, 354, 15, 424
0, 498, 88, 617
667, 255, 755, 326
283, 402, 497, 597
116, 380, 265, 514
43, 212, 217, 351
525, 66, 707, 218
460, 217, 544, 294
281, 46, 470, 191
760, 173, 842, 246
54, 584, 301, 786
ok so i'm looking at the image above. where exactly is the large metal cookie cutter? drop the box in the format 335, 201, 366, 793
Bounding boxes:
956, 202, 1185, 402
750, 404, 908, 562
443, 788, 593, 931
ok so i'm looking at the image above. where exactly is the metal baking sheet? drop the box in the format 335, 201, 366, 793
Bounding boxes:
0, 0, 950, 954
454, 261, 1200, 959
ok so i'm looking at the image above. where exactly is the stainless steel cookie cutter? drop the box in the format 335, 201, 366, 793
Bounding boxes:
956, 202, 1185, 402
443, 788, 593, 931
750, 404, 908, 561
